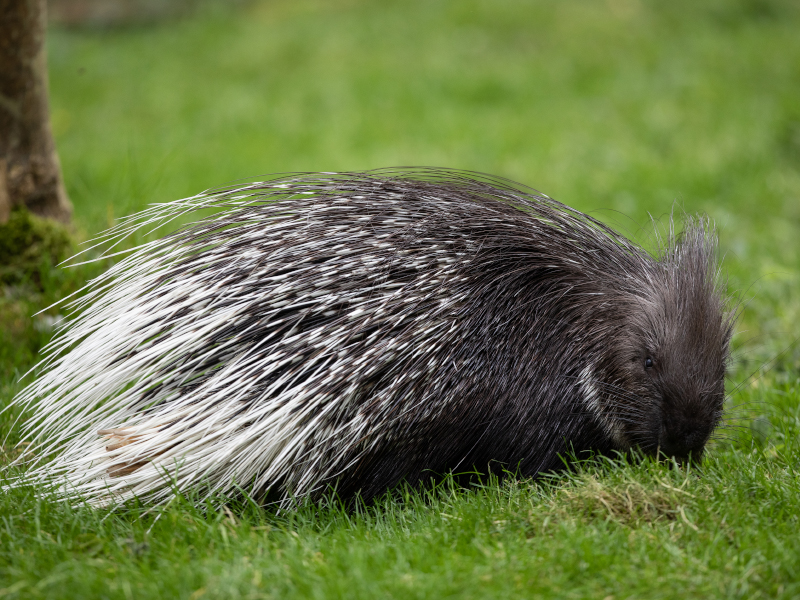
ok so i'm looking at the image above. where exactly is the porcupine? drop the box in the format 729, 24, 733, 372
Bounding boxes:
8, 168, 735, 507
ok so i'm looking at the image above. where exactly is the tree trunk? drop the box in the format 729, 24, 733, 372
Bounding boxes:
0, 0, 71, 225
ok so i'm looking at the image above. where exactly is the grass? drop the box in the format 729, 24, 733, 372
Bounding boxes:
2, 393, 800, 599
1, 0, 799, 597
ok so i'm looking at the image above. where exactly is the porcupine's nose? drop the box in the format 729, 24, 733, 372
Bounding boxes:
657, 414, 711, 462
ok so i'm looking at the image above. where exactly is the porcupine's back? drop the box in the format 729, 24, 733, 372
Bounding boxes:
10, 169, 671, 506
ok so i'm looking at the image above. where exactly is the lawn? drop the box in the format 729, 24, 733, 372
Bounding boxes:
1, 0, 799, 597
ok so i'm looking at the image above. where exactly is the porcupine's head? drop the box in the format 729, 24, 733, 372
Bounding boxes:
580, 217, 735, 463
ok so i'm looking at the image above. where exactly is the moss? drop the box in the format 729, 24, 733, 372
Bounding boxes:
0, 209, 75, 288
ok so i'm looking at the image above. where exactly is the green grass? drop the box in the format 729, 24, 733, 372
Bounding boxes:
2, 387, 800, 599
1, 0, 799, 597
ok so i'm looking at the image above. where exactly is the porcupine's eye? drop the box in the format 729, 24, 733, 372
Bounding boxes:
644, 357, 654, 369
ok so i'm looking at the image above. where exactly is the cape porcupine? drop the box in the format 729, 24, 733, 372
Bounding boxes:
8, 168, 735, 507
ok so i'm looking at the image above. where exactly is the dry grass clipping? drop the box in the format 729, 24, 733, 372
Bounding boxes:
551, 472, 699, 527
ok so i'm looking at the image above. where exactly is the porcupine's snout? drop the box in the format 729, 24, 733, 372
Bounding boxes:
633, 365, 724, 464
655, 398, 715, 463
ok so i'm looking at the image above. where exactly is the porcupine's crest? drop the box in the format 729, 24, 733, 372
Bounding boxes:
6, 168, 732, 506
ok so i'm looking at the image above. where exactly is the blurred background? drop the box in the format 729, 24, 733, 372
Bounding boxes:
2, 0, 799, 382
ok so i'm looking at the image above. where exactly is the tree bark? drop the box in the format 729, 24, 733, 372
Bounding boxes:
0, 0, 71, 224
